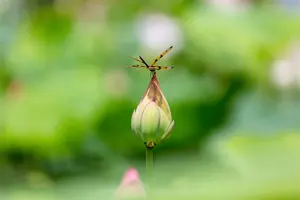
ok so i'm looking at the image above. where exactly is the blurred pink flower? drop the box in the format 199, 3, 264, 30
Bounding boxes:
114, 168, 146, 200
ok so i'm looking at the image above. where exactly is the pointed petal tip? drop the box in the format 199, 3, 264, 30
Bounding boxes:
115, 167, 146, 199
122, 167, 140, 183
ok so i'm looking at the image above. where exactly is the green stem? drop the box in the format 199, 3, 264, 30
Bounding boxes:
146, 146, 154, 184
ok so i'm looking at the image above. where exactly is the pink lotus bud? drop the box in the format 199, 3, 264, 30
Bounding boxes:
114, 168, 146, 200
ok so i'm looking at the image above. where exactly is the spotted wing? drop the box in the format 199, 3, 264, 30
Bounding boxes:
151, 66, 174, 71
129, 56, 143, 63
126, 65, 147, 69
150, 46, 173, 66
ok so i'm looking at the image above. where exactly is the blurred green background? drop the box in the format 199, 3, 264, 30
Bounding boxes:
1, 0, 300, 199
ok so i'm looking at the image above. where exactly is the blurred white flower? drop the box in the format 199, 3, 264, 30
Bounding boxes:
272, 60, 296, 88
271, 42, 300, 89
206, 0, 250, 12
135, 13, 183, 53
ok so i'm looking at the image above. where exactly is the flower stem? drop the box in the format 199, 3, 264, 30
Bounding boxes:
145, 146, 153, 184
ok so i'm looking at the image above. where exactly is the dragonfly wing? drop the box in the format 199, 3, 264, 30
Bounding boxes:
129, 56, 144, 64
126, 65, 147, 68
150, 46, 173, 66
151, 66, 174, 70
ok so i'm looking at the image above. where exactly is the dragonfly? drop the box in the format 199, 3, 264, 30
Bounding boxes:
126, 46, 174, 75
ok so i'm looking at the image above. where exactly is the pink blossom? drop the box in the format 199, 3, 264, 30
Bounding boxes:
114, 168, 146, 200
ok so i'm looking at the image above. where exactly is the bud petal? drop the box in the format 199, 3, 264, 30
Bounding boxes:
161, 120, 175, 141
131, 110, 138, 135
140, 101, 160, 139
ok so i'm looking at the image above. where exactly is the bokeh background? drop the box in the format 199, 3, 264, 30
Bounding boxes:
1, 0, 300, 199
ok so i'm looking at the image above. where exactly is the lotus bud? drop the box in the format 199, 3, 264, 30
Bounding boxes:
114, 168, 146, 200
131, 73, 174, 148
